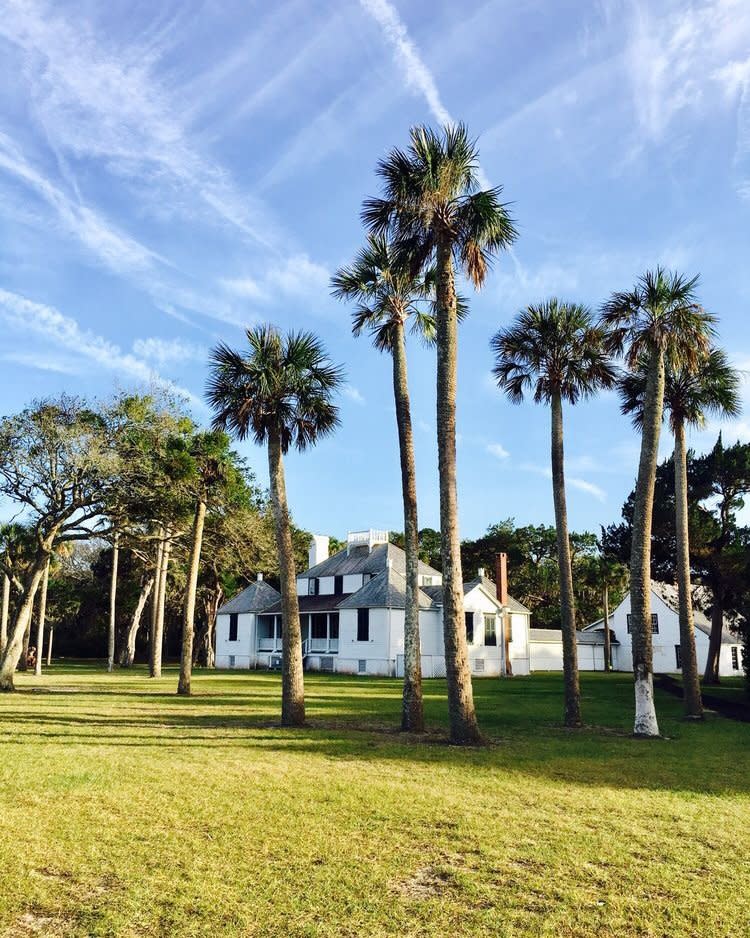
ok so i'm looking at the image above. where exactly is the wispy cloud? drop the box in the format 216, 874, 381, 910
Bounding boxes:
131, 337, 205, 366
521, 461, 606, 502
219, 254, 331, 307
486, 442, 510, 461
342, 385, 366, 405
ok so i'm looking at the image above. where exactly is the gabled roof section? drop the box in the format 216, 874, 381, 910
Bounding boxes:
425, 572, 529, 615
463, 577, 503, 610
298, 541, 441, 581
336, 567, 434, 610
218, 580, 281, 615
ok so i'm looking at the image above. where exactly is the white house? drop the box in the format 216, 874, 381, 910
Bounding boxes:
580, 583, 743, 677
215, 529, 532, 677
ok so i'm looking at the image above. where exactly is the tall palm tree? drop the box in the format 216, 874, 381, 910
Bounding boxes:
362, 123, 517, 744
331, 235, 440, 734
207, 326, 343, 727
492, 299, 617, 727
619, 348, 740, 719
600, 268, 715, 737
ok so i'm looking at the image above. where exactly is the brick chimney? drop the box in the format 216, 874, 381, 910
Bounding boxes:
495, 553, 508, 607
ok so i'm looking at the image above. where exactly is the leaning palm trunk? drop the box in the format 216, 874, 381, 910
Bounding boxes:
268, 429, 305, 726
674, 421, 704, 718
603, 585, 611, 673
629, 351, 664, 737
1, 573, 9, 655
435, 242, 480, 744
150, 529, 172, 679
45, 619, 54, 667
121, 575, 154, 667
178, 498, 207, 696
550, 393, 582, 727
34, 558, 50, 677
0, 555, 49, 690
703, 580, 724, 685
107, 533, 119, 672
392, 322, 424, 732
149, 531, 164, 676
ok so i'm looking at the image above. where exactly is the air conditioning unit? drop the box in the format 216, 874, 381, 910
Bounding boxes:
473, 659, 486, 673
320, 657, 334, 672
269, 654, 283, 671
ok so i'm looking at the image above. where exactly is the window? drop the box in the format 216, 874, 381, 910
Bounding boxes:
465, 611, 474, 643
308, 578, 319, 596
357, 608, 370, 642
422, 576, 434, 587
675, 645, 682, 669
334, 575, 343, 594
358, 659, 367, 674
228, 655, 235, 668
312, 613, 327, 640
732, 646, 740, 670
626, 613, 659, 634
329, 613, 339, 640
484, 615, 497, 647
228, 613, 238, 642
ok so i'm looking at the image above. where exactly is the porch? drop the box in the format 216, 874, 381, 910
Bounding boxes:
256, 611, 340, 655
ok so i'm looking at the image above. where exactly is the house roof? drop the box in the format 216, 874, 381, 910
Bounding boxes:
529, 628, 565, 642
259, 594, 354, 615
218, 580, 281, 615
583, 583, 739, 644
464, 572, 531, 615
298, 541, 441, 581
577, 628, 620, 646
336, 567, 435, 610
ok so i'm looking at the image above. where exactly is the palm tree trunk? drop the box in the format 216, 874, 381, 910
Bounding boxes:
34, 557, 50, 677
107, 533, 119, 673
0, 554, 49, 691
121, 575, 154, 667
1, 573, 9, 656
703, 579, 724, 685
268, 428, 305, 726
149, 530, 165, 677
629, 350, 664, 737
196, 586, 222, 668
435, 240, 480, 744
392, 322, 424, 733
151, 529, 172, 679
603, 584, 611, 673
550, 392, 582, 727
674, 420, 704, 719
46, 619, 54, 667
178, 498, 207, 696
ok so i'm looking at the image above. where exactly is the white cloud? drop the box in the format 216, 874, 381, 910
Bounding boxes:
0, 288, 203, 410
486, 442, 510, 461
520, 461, 606, 502
219, 277, 267, 301
343, 385, 366, 405
132, 337, 205, 366
219, 254, 330, 305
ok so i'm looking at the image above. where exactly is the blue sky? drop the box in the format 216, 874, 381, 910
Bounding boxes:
1, 0, 749, 541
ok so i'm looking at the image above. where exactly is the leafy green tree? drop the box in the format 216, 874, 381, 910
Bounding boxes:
492, 299, 616, 726
363, 123, 517, 744
620, 349, 740, 715
332, 235, 439, 733
600, 269, 714, 737
207, 325, 343, 727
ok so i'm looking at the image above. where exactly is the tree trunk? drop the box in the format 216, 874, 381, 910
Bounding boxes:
34, 557, 50, 677
629, 350, 664, 737
674, 420, 704, 718
603, 584, 611, 673
107, 533, 119, 673
46, 620, 54, 667
703, 580, 724, 685
121, 575, 154, 667
0, 554, 49, 690
151, 529, 172, 679
195, 585, 222, 668
149, 531, 165, 677
392, 322, 424, 733
435, 240, 480, 744
178, 498, 207, 696
1, 573, 9, 656
268, 428, 305, 726
19, 614, 32, 672
550, 392, 582, 727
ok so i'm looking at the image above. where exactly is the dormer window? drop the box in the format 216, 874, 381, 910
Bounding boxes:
308, 578, 320, 596
422, 576, 434, 587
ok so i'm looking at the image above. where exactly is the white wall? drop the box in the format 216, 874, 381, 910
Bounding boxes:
508, 612, 531, 676
215, 612, 256, 669
530, 640, 564, 672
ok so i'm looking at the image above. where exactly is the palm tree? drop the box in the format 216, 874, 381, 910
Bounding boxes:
331, 235, 440, 733
600, 268, 715, 737
362, 123, 517, 744
206, 326, 343, 727
619, 348, 740, 718
492, 299, 617, 726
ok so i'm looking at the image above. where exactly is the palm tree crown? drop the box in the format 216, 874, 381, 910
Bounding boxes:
619, 347, 741, 431
600, 267, 715, 368
330, 235, 438, 350
206, 325, 343, 452
491, 299, 618, 404
361, 123, 517, 285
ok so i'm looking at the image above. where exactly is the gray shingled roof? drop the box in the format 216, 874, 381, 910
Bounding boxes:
218, 580, 281, 615
423, 573, 529, 615
336, 567, 434, 610
529, 628, 564, 642
298, 541, 440, 580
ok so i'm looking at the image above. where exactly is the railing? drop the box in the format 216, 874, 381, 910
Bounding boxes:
257, 638, 278, 652
261, 637, 339, 656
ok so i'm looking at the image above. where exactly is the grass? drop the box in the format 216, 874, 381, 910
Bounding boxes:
0, 666, 748, 937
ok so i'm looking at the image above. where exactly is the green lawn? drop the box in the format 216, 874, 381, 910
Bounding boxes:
0, 666, 748, 937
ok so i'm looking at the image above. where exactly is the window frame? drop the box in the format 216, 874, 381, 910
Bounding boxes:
228, 613, 239, 642
483, 614, 497, 647
626, 613, 659, 634
465, 611, 474, 644
357, 607, 370, 642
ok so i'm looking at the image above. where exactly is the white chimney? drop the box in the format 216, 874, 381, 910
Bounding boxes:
256, 572, 264, 582
309, 534, 330, 568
